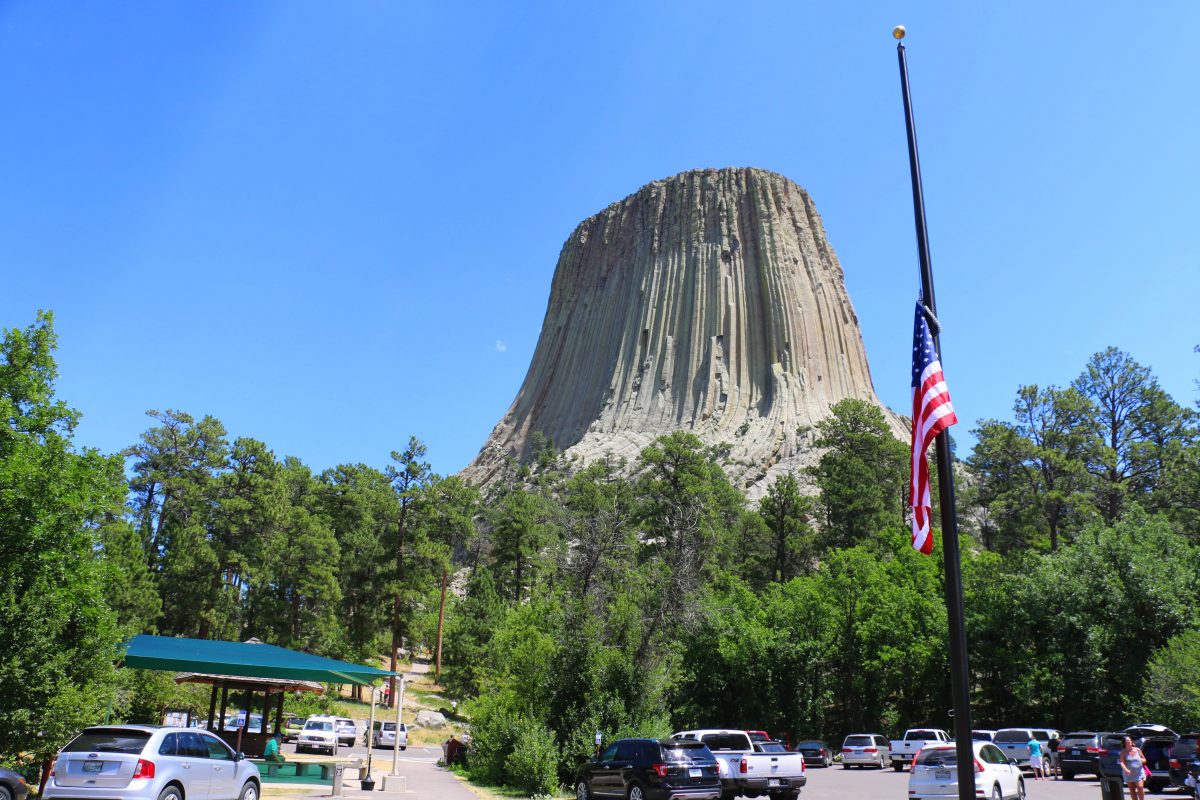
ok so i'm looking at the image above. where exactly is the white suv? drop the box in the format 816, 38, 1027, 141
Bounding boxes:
297, 716, 338, 755
44, 724, 261, 800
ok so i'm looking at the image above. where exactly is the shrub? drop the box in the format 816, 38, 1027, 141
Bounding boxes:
505, 721, 559, 796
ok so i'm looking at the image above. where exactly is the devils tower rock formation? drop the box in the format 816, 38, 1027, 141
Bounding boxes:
465, 167, 897, 495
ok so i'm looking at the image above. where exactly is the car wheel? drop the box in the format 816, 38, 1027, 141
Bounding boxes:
1061, 770, 1073, 781
400, 745, 407, 751
842, 762, 850, 769
1017, 779, 1026, 800
879, 754, 887, 769
628, 784, 645, 800
0, 787, 13, 800
894, 762, 904, 772
157, 785, 183, 800
239, 780, 259, 800
576, 780, 591, 800
991, 783, 1002, 800
825, 755, 832, 767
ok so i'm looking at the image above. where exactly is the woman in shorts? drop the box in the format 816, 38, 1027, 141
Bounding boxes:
1121, 736, 1148, 800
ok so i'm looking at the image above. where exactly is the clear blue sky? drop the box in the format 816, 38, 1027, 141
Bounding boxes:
3, 2, 1197, 477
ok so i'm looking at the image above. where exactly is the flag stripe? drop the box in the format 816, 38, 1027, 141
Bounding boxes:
909, 302, 957, 555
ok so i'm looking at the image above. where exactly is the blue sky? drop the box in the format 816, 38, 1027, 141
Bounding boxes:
2, 2, 1197, 477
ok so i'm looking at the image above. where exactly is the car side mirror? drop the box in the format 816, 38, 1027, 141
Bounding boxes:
235, 752, 246, 762
1008, 758, 1017, 766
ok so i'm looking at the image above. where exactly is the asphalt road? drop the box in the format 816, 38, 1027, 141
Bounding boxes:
793, 763, 1145, 800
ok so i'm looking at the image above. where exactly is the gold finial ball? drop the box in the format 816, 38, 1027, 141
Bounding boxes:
893, 25, 906, 40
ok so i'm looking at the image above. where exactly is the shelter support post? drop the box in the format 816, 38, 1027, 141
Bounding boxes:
207, 683, 218, 731
219, 684, 230, 732
274, 691, 284, 735
391, 676, 405, 776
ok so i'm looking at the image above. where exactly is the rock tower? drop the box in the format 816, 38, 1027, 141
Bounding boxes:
464, 167, 898, 495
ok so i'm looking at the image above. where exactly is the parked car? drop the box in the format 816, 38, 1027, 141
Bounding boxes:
992, 728, 1050, 768
908, 740, 1025, 800
673, 729, 806, 800
42, 724, 260, 800
282, 717, 306, 742
1058, 731, 1107, 780
841, 733, 889, 769
367, 721, 409, 750
334, 717, 356, 747
793, 740, 833, 768
1170, 733, 1199, 790
889, 729, 950, 771
0, 766, 30, 800
574, 737, 721, 800
971, 730, 997, 743
297, 716, 338, 755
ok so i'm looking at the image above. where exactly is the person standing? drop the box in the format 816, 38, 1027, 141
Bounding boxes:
1121, 736, 1148, 800
1046, 733, 1061, 779
1028, 735, 1044, 780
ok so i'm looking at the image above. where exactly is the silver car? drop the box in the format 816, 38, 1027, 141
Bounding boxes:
367, 721, 409, 750
841, 733, 889, 768
44, 725, 261, 800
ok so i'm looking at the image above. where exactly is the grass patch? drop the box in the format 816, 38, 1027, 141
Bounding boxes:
448, 768, 572, 800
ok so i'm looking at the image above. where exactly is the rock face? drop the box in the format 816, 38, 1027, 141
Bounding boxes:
464, 167, 897, 495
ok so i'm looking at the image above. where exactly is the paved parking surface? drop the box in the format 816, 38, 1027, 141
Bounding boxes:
792, 763, 1136, 800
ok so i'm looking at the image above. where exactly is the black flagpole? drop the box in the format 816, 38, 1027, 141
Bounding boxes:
894, 25, 975, 800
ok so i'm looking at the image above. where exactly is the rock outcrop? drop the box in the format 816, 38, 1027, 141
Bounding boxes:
464, 167, 899, 496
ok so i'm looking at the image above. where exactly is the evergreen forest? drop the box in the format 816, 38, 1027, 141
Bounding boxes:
3, 311, 1200, 795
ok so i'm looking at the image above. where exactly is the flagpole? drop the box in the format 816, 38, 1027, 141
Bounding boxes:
894, 26, 975, 800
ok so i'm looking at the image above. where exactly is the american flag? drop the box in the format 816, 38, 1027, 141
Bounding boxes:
910, 302, 958, 555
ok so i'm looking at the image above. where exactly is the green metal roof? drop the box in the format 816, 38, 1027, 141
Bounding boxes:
123, 635, 396, 687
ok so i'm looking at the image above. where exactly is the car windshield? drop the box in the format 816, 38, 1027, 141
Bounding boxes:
305, 721, 332, 731
844, 736, 873, 746
1062, 734, 1096, 745
916, 748, 957, 766
797, 741, 823, 749
971, 732, 993, 741
380, 723, 396, 732
994, 731, 1031, 743
63, 729, 151, 754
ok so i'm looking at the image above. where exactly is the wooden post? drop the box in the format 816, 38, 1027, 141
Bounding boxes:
207, 683, 219, 731
219, 684, 230, 734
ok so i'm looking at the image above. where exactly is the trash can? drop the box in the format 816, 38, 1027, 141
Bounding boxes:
1099, 776, 1124, 800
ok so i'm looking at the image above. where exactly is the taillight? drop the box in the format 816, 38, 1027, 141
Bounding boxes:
842, 748, 852, 753
651, 763, 669, 778
819, 748, 825, 755
1087, 747, 1102, 754
913, 748, 923, 764
133, 759, 156, 779
1171, 759, 1181, 769
864, 747, 878, 753
973, 757, 984, 773
739, 757, 748, 774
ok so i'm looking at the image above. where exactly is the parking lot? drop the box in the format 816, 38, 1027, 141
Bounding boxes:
795, 764, 1134, 800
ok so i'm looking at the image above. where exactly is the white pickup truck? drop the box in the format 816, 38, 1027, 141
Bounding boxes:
889, 728, 951, 771
674, 729, 806, 800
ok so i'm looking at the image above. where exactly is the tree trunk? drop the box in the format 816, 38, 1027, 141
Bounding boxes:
435, 568, 448, 677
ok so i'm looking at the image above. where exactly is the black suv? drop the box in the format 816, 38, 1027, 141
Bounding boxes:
1059, 731, 1108, 780
575, 738, 721, 800
793, 740, 833, 767
1098, 726, 1179, 794
1170, 733, 1199, 791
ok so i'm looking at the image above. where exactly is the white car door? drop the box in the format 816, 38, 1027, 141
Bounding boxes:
982, 744, 1018, 798
166, 732, 213, 800
201, 733, 240, 800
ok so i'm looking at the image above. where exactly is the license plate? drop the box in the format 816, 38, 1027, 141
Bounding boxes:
689, 768, 701, 778
83, 761, 102, 773
768, 778, 780, 787
935, 769, 951, 781
1072, 749, 1081, 755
